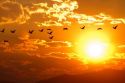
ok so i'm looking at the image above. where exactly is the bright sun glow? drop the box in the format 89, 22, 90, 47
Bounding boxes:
76, 31, 114, 63
85, 41, 107, 59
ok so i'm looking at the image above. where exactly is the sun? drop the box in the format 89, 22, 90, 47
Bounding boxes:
84, 40, 109, 62
75, 31, 114, 63
85, 41, 107, 59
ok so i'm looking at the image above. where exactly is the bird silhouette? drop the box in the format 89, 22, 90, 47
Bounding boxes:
49, 36, 54, 39
113, 25, 118, 29
29, 30, 34, 34
81, 26, 85, 29
0, 28, 5, 33
39, 29, 44, 32
47, 29, 51, 30
48, 31, 53, 35
10, 29, 16, 33
63, 27, 68, 30
4, 40, 8, 43
97, 28, 103, 30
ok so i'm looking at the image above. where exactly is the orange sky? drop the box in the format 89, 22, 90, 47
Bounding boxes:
0, 0, 125, 82
0, 0, 125, 41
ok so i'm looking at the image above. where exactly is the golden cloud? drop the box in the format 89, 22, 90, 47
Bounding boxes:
0, 0, 30, 25
27, 0, 125, 27
0, 0, 125, 26
0, 37, 72, 53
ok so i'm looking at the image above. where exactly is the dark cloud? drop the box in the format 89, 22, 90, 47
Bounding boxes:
0, 47, 85, 83
0, 38, 125, 83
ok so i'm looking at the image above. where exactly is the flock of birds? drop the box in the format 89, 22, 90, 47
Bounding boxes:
0, 25, 118, 43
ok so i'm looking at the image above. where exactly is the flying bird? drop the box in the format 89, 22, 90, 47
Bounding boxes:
29, 30, 34, 34
81, 26, 85, 29
4, 40, 8, 43
47, 29, 51, 30
113, 25, 118, 29
49, 36, 54, 39
48, 31, 53, 35
0, 28, 5, 33
63, 27, 68, 30
39, 29, 44, 32
10, 29, 16, 33
97, 28, 103, 30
